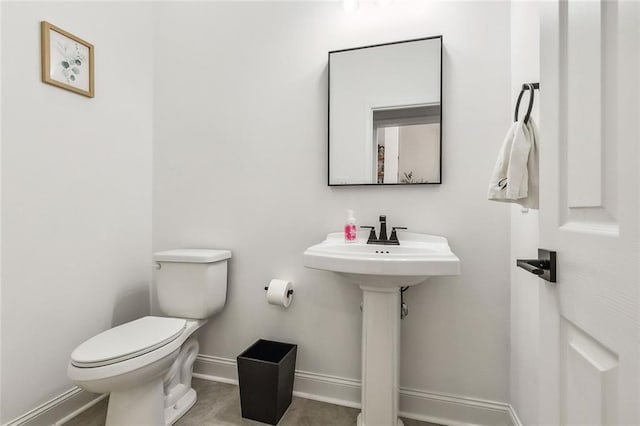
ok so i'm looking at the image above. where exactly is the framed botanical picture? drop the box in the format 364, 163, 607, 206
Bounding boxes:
41, 21, 94, 98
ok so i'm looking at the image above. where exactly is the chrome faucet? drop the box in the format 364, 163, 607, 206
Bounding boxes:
361, 215, 406, 245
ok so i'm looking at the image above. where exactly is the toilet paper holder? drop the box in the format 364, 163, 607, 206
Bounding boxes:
264, 286, 294, 297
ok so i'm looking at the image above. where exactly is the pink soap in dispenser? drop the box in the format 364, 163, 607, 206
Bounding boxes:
344, 209, 357, 243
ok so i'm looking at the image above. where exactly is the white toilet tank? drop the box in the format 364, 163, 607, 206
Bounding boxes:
153, 249, 232, 319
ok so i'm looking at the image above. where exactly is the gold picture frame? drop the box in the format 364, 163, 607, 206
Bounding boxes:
41, 21, 94, 98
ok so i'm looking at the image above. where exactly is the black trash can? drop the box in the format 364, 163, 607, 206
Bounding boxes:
237, 339, 297, 425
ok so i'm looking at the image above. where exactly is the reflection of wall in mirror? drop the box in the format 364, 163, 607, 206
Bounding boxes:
383, 127, 399, 183
398, 123, 440, 183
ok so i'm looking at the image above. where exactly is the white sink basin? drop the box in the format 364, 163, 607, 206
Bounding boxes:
303, 231, 460, 287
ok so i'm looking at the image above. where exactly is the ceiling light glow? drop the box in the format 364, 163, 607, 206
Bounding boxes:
343, 0, 359, 13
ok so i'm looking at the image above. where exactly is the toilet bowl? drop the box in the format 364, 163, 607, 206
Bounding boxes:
68, 249, 231, 426
68, 317, 205, 425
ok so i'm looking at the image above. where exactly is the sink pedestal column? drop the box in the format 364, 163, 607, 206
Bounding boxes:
357, 286, 404, 426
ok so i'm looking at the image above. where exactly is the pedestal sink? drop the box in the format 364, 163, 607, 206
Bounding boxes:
303, 232, 460, 426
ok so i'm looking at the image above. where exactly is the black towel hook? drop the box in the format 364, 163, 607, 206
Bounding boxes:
514, 82, 539, 125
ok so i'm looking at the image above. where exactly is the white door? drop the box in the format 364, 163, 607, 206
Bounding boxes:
538, 1, 639, 425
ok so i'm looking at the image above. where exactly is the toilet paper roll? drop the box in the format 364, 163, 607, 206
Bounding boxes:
266, 279, 293, 308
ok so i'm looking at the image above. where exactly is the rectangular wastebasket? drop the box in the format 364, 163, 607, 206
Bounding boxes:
237, 339, 297, 425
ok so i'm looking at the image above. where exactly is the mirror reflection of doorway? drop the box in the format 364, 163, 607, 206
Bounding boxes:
373, 104, 441, 184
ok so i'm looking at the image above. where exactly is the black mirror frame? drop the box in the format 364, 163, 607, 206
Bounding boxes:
327, 35, 443, 187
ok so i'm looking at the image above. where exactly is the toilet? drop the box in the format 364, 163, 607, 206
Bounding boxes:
68, 249, 231, 426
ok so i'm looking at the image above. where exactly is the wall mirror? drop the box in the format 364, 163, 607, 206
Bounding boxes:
328, 36, 442, 186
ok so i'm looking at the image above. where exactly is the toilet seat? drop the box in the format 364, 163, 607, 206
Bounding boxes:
69, 318, 205, 386
71, 317, 187, 368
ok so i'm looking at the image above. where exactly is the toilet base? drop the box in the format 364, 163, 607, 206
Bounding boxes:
165, 388, 197, 425
107, 378, 165, 426
104, 335, 200, 426
163, 334, 200, 424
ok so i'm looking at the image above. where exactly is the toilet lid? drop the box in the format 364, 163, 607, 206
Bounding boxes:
154, 249, 231, 263
71, 316, 187, 368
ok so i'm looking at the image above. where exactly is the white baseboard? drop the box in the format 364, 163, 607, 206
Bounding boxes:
508, 405, 523, 426
2, 387, 105, 426
5, 354, 519, 426
194, 354, 512, 426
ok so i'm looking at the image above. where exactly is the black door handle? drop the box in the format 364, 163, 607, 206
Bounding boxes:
516, 249, 557, 283
516, 259, 548, 275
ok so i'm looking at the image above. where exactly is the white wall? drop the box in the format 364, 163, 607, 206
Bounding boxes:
153, 0, 512, 405
1, 2, 153, 422
0, 0, 4, 421
509, 2, 541, 424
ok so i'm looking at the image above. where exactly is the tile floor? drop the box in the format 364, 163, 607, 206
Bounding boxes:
64, 378, 441, 426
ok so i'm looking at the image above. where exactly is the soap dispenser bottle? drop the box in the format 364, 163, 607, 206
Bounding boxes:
345, 209, 357, 243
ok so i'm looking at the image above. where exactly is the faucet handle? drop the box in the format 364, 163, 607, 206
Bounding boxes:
360, 226, 377, 243
389, 227, 407, 243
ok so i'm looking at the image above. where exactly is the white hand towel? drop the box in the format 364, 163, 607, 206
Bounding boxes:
488, 118, 539, 209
